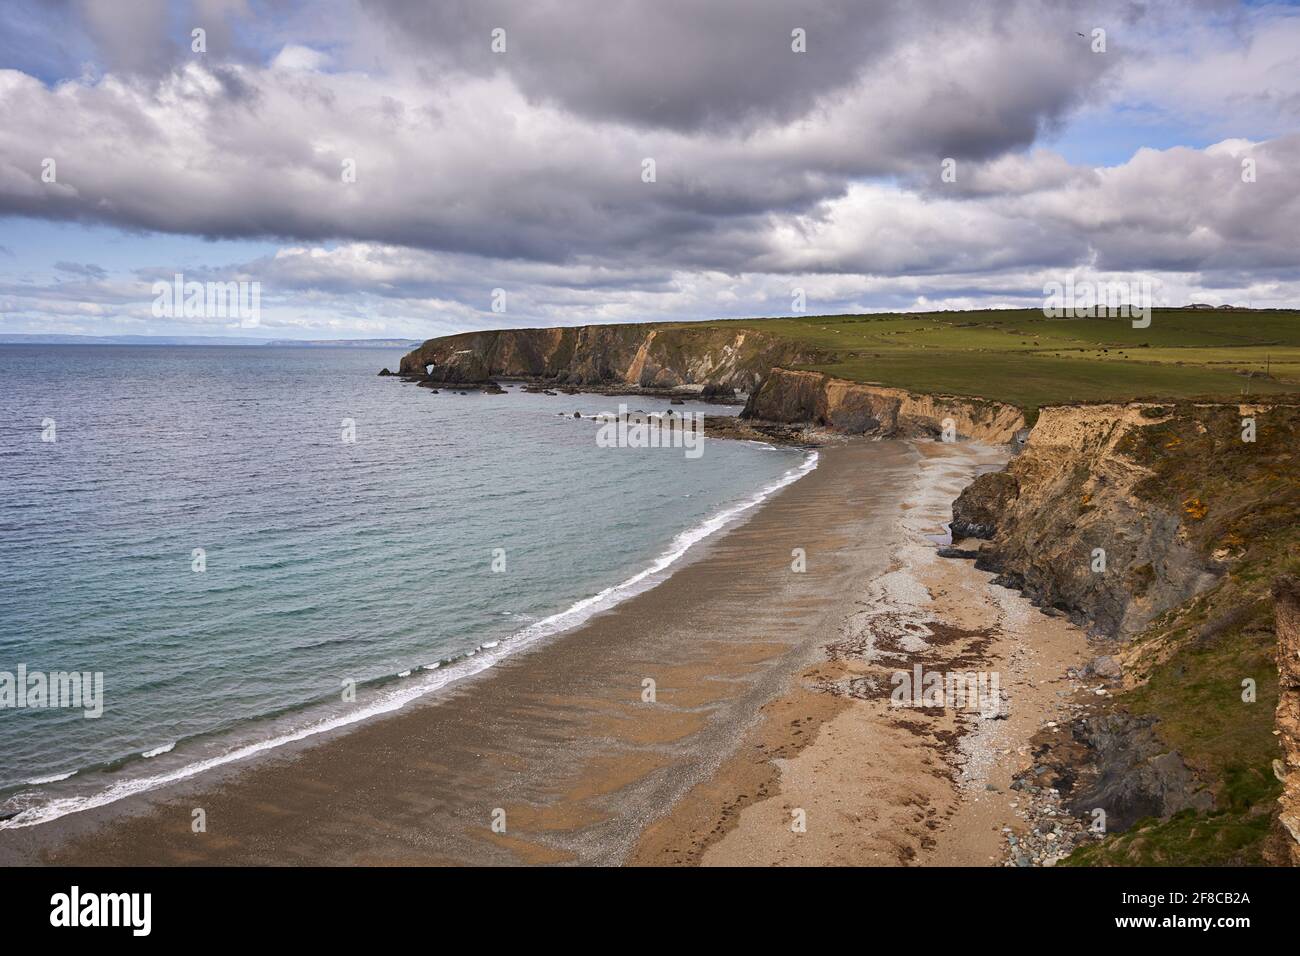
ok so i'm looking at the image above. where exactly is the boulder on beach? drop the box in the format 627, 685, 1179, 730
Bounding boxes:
1084, 655, 1123, 680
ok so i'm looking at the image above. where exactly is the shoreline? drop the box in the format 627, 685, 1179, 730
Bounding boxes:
631, 440, 1093, 865
0, 438, 1091, 866
0, 423, 817, 835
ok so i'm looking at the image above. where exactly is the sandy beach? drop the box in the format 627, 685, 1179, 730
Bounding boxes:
634, 440, 1091, 866
0, 438, 1089, 866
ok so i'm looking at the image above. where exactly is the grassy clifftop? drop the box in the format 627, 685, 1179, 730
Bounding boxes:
658, 309, 1300, 419
403, 308, 1300, 419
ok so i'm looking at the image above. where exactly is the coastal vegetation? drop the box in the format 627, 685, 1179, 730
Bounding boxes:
662, 309, 1300, 421
1063, 405, 1299, 864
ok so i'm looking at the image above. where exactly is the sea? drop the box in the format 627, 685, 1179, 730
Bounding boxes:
0, 345, 814, 827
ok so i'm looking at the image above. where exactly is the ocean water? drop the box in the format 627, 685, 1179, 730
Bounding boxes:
0, 345, 812, 826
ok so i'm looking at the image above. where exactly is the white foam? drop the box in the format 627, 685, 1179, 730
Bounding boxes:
1, 449, 819, 831
24, 770, 76, 785
141, 743, 175, 758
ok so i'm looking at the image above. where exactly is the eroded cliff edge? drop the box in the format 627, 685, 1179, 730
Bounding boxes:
743, 367, 1026, 443
957, 403, 1226, 640
953, 401, 1300, 864
397, 324, 821, 393
396, 326, 1027, 442
1273, 576, 1300, 864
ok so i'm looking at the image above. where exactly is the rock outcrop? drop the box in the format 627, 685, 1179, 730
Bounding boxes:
950, 471, 1019, 539
956, 403, 1225, 639
742, 368, 1027, 442
1064, 713, 1214, 831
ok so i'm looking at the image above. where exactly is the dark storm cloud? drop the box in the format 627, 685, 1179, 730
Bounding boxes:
363, 0, 1111, 143
363, 0, 912, 132
77, 0, 179, 76
0, 0, 1121, 269
2, 0, 1299, 330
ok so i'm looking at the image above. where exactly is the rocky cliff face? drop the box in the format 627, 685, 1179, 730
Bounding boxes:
398, 324, 821, 392
1275, 576, 1300, 865
953, 403, 1234, 639
742, 368, 1027, 442
399, 325, 1028, 441
956, 401, 1299, 861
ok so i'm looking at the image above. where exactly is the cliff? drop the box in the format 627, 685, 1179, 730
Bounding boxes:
398, 324, 822, 393
953, 400, 1300, 864
955, 404, 1219, 639
954, 402, 1299, 643
398, 327, 1026, 441
742, 368, 1026, 443
1274, 576, 1300, 865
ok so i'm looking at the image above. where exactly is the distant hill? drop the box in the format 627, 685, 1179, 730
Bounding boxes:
261, 338, 422, 348
0, 334, 420, 348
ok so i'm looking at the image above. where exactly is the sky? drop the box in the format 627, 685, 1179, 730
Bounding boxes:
0, 0, 1298, 340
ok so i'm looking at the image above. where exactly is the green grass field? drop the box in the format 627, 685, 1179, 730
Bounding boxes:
666, 309, 1300, 419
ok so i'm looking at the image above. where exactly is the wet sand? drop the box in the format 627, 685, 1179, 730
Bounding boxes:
0, 438, 1089, 866
633, 441, 1089, 866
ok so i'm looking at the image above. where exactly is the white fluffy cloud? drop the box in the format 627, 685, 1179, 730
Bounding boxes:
0, 0, 1298, 336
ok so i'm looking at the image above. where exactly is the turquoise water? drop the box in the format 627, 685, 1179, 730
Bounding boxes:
0, 346, 809, 825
